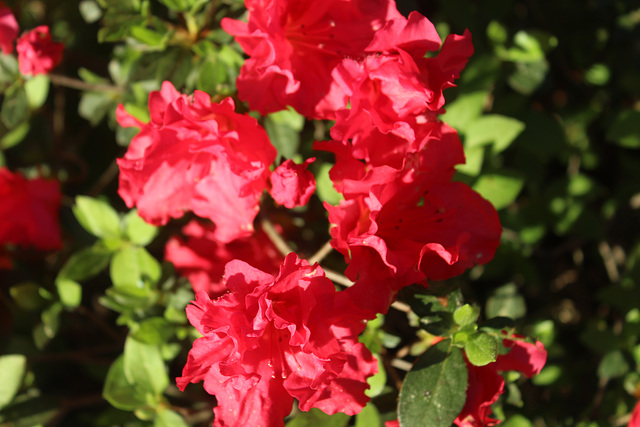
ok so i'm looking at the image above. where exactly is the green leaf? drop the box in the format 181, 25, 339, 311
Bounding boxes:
365, 356, 387, 398
315, 163, 343, 206
465, 115, 525, 153
24, 75, 50, 109
507, 60, 548, 95
355, 403, 382, 427
123, 336, 169, 397
597, 351, 630, 380
453, 304, 479, 327
606, 110, 640, 149
473, 172, 524, 210
0, 354, 27, 410
103, 355, 148, 411
131, 317, 173, 345
124, 209, 157, 246
55, 279, 83, 309
285, 408, 350, 427
502, 414, 534, 427
265, 108, 305, 160
57, 245, 112, 282
73, 196, 122, 239
464, 333, 498, 366
110, 246, 161, 295
1, 85, 28, 129
9, 282, 47, 311
440, 91, 488, 132
0, 120, 30, 149
154, 408, 189, 427
79, 0, 103, 23
584, 63, 610, 86
78, 91, 115, 126
398, 339, 467, 427
486, 283, 527, 320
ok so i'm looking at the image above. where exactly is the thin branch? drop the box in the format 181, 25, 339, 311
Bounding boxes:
260, 218, 293, 257
88, 159, 119, 197
48, 73, 124, 93
308, 239, 334, 265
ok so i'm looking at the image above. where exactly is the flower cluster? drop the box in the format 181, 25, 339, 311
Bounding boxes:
115, 1, 543, 425
177, 254, 377, 426
0, 3, 63, 76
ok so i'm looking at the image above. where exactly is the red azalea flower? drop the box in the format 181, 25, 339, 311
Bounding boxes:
269, 158, 316, 208
324, 149, 500, 315
0, 2, 18, 54
0, 167, 61, 251
455, 339, 547, 427
221, 0, 402, 119
165, 220, 283, 297
177, 253, 377, 426
331, 12, 473, 145
16, 25, 63, 76
117, 81, 276, 243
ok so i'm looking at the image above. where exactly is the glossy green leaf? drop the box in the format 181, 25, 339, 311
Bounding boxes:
265, 108, 305, 160
73, 196, 122, 239
103, 355, 148, 410
285, 408, 349, 427
154, 408, 189, 427
24, 75, 50, 109
597, 350, 629, 380
57, 245, 112, 282
465, 115, 525, 153
123, 336, 169, 397
9, 282, 47, 311
123, 209, 158, 246
110, 246, 161, 295
464, 333, 498, 366
0, 354, 27, 410
355, 403, 382, 427
398, 339, 467, 427
131, 317, 173, 345
453, 304, 479, 327
486, 283, 527, 320
1, 85, 28, 129
473, 172, 524, 210
55, 279, 83, 309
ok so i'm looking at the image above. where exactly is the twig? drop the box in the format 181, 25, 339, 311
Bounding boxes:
260, 218, 293, 257
48, 73, 124, 93
308, 239, 334, 265
88, 159, 120, 197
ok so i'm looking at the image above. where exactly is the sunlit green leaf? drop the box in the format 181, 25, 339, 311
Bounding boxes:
0, 354, 27, 410
398, 339, 467, 427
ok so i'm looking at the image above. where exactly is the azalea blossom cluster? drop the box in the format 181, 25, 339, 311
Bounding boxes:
113, 0, 544, 425
0, 2, 63, 76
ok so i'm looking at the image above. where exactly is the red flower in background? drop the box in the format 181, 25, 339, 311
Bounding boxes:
16, 25, 63, 76
455, 339, 547, 427
221, 0, 402, 119
117, 81, 276, 243
177, 253, 377, 426
630, 399, 640, 427
269, 158, 316, 208
0, 2, 18, 54
0, 168, 61, 251
165, 220, 283, 297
